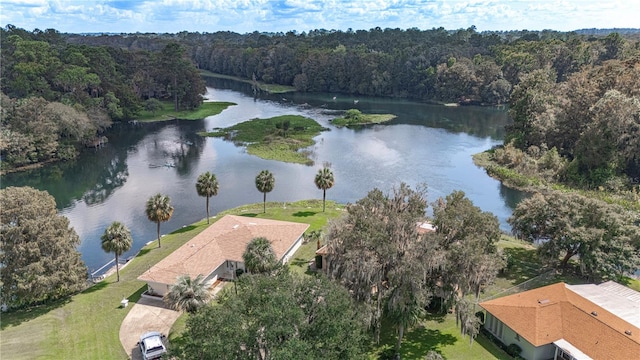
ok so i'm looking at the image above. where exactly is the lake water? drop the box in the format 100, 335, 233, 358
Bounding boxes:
1, 78, 526, 274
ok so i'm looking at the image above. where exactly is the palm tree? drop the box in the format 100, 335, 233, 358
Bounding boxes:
196, 172, 219, 224
164, 274, 211, 314
242, 237, 278, 274
145, 193, 174, 248
100, 221, 133, 282
255, 170, 275, 213
314, 166, 334, 212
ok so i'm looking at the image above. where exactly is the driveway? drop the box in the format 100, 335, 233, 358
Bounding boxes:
119, 296, 180, 360
119, 282, 228, 359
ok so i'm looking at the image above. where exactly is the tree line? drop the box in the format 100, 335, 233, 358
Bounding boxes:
0, 25, 205, 171
66, 26, 637, 106
59, 26, 640, 188
503, 53, 640, 188
4, 24, 639, 186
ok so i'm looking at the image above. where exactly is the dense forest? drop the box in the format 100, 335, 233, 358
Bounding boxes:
66, 26, 638, 105
2, 25, 640, 188
0, 25, 205, 170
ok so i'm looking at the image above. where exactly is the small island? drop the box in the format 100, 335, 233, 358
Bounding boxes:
331, 109, 396, 127
135, 100, 237, 122
201, 115, 328, 165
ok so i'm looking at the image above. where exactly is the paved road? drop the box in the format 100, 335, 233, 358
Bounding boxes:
119, 296, 180, 360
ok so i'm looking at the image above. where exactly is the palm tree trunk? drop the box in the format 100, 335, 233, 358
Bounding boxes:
206, 196, 210, 224
115, 253, 120, 282
263, 192, 266, 213
157, 221, 162, 248
322, 189, 326, 212
396, 323, 405, 354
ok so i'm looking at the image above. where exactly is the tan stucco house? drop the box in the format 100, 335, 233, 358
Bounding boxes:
138, 215, 309, 296
480, 281, 640, 360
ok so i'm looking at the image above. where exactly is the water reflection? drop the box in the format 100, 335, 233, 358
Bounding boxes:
2, 80, 521, 274
209, 77, 510, 140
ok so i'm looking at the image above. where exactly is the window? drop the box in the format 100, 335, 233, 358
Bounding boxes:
557, 349, 576, 360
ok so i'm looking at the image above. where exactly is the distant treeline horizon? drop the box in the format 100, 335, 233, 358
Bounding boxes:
2, 24, 639, 188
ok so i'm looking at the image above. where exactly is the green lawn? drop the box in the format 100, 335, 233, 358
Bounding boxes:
201, 115, 329, 165
135, 101, 236, 122
371, 314, 512, 360
0, 217, 211, 360
0, 200, 341, 360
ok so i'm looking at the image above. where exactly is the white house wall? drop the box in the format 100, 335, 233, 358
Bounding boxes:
281, 235, 304, 264
146, 281, 171, 297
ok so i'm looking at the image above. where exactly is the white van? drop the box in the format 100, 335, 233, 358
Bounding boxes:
138, 331, 167, 360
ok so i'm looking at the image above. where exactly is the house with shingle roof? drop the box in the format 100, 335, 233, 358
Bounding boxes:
138, 215, 309, 296
479, 281, 640, 360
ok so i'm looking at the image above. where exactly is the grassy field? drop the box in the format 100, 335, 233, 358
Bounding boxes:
371, 315, 512, 360
201, 115, 328, 165
0, 200, 342, 360
200, 70, 296, 94
135, 101, 236, 122
0, 218, 211, 359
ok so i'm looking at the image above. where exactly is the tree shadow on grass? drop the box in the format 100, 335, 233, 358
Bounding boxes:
400, 326, 458, 359
81, 279, 109, 295
136, 248, 152, 258
289, 256, 310, 268
376, 316, 456, 359
239, 213, 258, 218
1, 296, 71, 330
500, 247, 541, 284
172, 224, 198, 234
114, 285, 149, 310
293, 211, 317, 217
424, 311, 448, 324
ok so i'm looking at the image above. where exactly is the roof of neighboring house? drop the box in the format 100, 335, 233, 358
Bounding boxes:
138, 215, 309, 285
315, 244, 329, 255
416, 221, 436, 234
567, 281, 640, 328
480, 282, 640, 360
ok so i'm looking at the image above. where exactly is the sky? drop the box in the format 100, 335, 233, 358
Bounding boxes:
1, 0, 638, 35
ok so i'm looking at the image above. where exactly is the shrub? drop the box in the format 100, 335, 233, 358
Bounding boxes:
506, 343, 522, 357
378, 347, 398, 360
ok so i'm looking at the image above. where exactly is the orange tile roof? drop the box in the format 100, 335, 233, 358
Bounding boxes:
480, 282, 640, 360
138, 215, 309, 285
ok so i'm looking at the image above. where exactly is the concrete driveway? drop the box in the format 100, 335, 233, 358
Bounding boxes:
119, 296, 180, 360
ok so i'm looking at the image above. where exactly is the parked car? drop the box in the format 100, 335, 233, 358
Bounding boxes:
138, 331, 166, 360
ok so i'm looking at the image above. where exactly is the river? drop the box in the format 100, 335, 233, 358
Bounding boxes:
1, 78, 526, 275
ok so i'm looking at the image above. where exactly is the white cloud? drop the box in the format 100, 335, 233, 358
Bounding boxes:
0, 0, 638, 34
